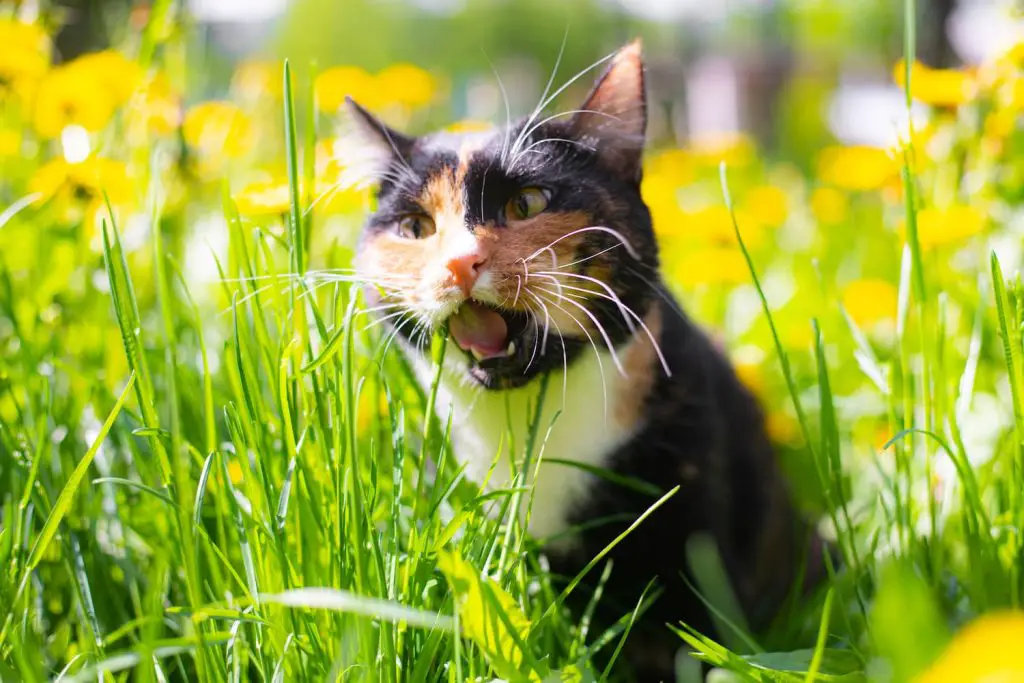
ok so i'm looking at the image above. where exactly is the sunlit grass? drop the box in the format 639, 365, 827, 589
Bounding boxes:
2, 1, 1024, 681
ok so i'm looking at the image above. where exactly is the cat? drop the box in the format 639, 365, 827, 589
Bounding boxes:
344, 40, 828, 682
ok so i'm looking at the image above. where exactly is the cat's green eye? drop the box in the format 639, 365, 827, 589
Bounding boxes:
397, 215, 435, 239
507, 187, 550, 221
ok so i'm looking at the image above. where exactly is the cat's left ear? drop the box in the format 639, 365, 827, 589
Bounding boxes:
335, 96, 416, 188
571, 39, 647, 183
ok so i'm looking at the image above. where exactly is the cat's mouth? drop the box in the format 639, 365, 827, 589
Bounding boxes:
448, 300, 532, 380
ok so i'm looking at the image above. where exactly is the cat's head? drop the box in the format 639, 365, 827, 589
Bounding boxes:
348, 41, 660, 389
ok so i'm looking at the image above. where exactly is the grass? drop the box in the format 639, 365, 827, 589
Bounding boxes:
3, 2, 1024, 681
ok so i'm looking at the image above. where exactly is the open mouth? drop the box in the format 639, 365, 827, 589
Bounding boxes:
448, 300, 531, 369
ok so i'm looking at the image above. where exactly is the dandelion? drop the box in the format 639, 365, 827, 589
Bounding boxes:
688, 132, 756, 167
33, 65, 117, 138
28, 157, 133, 228
445, 120, 494, 133
315, 65, 377, 112
0, 18, 50, 103
70, 50, 142, 104
915, 611, 1024, 683
894, 59, 975, 108
234, 178, 292, 216
126, 71, 181, 139
817, 145, 899, 192
183, 101, 253, 167
675, 247, 748, 287
683, 205, 767, 249
907, 205, 986, 250
842, 279, 898, 326
810, 187, 849, 225
376, 63, 436, 109
741, 185, 789, 227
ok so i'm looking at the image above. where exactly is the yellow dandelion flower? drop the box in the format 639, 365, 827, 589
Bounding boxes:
645, 148, 695, 183
70, 50, 142, 104
0, 18, 50, 102
642, 174, 684, 236
688, 132, 756, 167
682, 205, 766, 249
183, 101, 253, 160
894, 59, 975, 107
675, 247, 748, 287
817, 145, 898, 192
842, 279, 898, 326
376, 63, 436, 109
126, 71, 181, 138
908, 205, 986, 250
810, 187, 850, 225
916, 612, 1024, 683
234, 178, 291, 216
766, 411, 800, 445
227, 460, 245, 485
315, 65, 377, 113
0, 130, 20, 158
734, 361, 767, 398
33, 64, 117, 138
445, 120, 494, 134
29, 157, 133, 206
232, 59, 282, 101
741, 185, 789, 227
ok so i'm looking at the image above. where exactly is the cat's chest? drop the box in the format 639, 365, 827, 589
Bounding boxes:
407, 340, 641, 544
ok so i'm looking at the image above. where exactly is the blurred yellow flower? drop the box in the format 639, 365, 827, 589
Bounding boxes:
766, 411, 800, 445
689, 132, 756, 167
916, 612, 1024, 683
842, 279, 897, 326
183, 101, 253, 160
315, 65, 377, 112
445, 120, 494, 133
376, 63, 436, 109
33, 65, 116, 138
817, 145, 898, 192
235, 179, 292, 216
894, 59, 975, 107
907, 205, 986, 250
29, 157, 132, 204
741, 185, 789, 227
682, 205, 766, 249
0, 130, 20, 158
71, 50, 142, 104
810, 187, 849, 224
734, 361, 767, 397
232, 59, 282, 101
645, 148, 695, 183
643, 174, 683, 236
0, 18, 50, 102
227, 460, 245, 485
675, 247, 748, 287
127, 72, 181, 137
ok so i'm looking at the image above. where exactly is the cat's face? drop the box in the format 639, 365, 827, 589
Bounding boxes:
348, 41, 660, 389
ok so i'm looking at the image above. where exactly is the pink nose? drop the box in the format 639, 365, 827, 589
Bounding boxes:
446, 251, 487, 296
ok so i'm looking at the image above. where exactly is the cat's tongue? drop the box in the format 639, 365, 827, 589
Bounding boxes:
449, 302, 508, 359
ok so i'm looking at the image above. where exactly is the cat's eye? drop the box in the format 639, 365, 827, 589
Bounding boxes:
397, 214, 435, 239
506, 187, 550, 221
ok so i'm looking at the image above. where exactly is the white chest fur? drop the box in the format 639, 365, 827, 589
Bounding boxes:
406, 338, 645, 546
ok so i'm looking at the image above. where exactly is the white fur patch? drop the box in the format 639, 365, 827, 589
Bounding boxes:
405, 338, 643, 548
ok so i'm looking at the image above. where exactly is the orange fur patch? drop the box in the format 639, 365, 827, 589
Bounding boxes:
614, 304, 662, 430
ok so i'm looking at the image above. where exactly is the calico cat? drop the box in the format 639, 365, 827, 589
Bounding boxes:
344, 40, 827, 681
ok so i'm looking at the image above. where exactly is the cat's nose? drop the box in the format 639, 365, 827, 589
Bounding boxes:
446, 251, 487, 297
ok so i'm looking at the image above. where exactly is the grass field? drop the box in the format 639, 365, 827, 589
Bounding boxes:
2, 2, 1024, 681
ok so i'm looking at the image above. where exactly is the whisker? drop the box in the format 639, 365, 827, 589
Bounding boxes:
531, 289, 604, 413
533, 285, 624, 376
525, 225, 640, 263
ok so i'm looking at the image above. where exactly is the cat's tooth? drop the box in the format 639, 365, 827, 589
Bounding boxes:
506, 341, 516, 356
471, 348, 485, 362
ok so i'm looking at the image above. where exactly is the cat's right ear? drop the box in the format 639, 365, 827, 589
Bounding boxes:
336, 97, 415, 187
